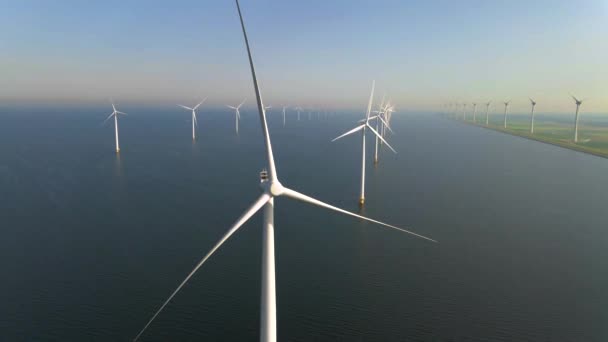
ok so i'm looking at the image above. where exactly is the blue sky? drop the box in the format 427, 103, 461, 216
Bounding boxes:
1, 0, 607, 113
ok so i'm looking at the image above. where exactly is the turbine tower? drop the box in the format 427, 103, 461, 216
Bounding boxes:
332, 81, 396, 205
485, 101, 491, 126
132, 2, 435, 342
103, 101, 127, 153
502, 101, 510, 128
571, 95, 584, 142
178, 98, 206, 141
227, 98, 246, 134
529, 98, 537, 134
462, 103, 467, 121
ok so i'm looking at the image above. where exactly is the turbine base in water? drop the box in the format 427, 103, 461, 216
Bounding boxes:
359, 197, 365, 205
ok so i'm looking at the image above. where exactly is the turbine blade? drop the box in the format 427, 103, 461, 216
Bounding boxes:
193, 97, 207, 110
178, 105, 193, 111
236, 0, 278, 181
378, 116, 394, 134
365, 81, 376, 121
281, 188, 436, 243
331, 124, 365, 142
227, 105, 237, 110
116, 111, 127, 115
193, 112, 198, 126
133, 193, 271, 342
102, 112, 115, 125
238, 98, 247, 108
367, 124, 396, 153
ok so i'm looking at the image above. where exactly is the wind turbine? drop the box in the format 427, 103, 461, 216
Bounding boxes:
502, 101, 510, 128
472, 103, 477, 123
178, 98, 206, 141
295, 106, 302, 121
227, 98, 246, 134
132, 2, 435, 342
103, 100, 127, 153
571, 94, 584, 142
529, 98, 537, 134
462, 103, 467, 121
332, 81, 397, 205
281, 105, 288, 126
485, 101, 491, 126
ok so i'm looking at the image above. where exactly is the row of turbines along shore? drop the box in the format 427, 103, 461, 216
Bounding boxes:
443, 95, 587, 142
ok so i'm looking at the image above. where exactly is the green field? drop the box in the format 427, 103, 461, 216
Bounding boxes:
453, 113, 608, 158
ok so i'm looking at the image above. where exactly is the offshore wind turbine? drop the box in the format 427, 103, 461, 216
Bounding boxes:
332, 81, 397, 205
295, 106, 302, 121
132, 2, 435, 341
485, 101, 491, 126
571, 94, 584, 142
281, 105, 288, 126
529, 98, 537, 134
462, 103, 467, 121
502, 101, 510, 128
227, 98, 246, 134
103, 101, 127, 153
178, 98, 206, 141
472, 103, 477, 123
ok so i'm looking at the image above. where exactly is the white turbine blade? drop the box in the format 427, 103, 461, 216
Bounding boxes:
102, 112, 115, 125
365, 81, 376, 121
133, 193, 271, 342
367, 124, 396, 153
227, 105, 237, 110
116, 111, 127, 115
236, 110, 241, 119
178, 105, 193, 111
110, 99, 116, 112
236, 0, 278, 181
193, 97, 207, 111
238, 98, 247, 108
331, 124, 365, 142
193, 112, 198, 127
378, 116, 394, 134
281, 188, 436, 243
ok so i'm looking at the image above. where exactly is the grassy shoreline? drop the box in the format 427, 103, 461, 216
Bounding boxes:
450, 116, 608, 159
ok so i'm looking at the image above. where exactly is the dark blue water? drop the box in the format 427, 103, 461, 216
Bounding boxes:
1, 106, 607, 341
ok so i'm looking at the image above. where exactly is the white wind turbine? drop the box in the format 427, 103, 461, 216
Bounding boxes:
281, 105, 288, 126
103, 101, 127, 153
370, 102, 394, 164
227, 98, 247, 134
502, 101, 511, 128
133, 2, 435, 341
571, 94, 584, 142
529, 98, 537, 134
178, 98, 206, 141
472, 103, 477, 123
484, 101, 491, 126
295, 106, 302, 121
332, 81, 397, 205
462, 103, 467, 120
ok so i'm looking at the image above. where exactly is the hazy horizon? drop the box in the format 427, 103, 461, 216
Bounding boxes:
2, 0, 607, 113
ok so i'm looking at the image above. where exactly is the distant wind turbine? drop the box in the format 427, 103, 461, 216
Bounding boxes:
462, 103, 467, 121
472, 103, 477, 123
332, 81, 396, 205
571, 94, 584, 142
103, 100, 127, 153
132, 2, 435, 341
485, 101, 491, 126
227, 98, 246, 134
178, 98, 206, 141
281, 106, 288, 126
503, 101, 510, 128
529, 98, 537, 134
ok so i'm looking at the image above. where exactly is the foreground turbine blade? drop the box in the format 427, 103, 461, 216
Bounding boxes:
193, 112, 198, 127
178, 105, 193, 111
332, 124, 365, 142
281, 188, 436, 242
116, 111, 127, 115
236, 0, 277, 181
227, 105, 237, 110
367, 125, 396, 153
133, 193, 271, 342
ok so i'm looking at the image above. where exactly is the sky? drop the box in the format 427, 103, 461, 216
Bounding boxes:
1, 0, 607, 113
